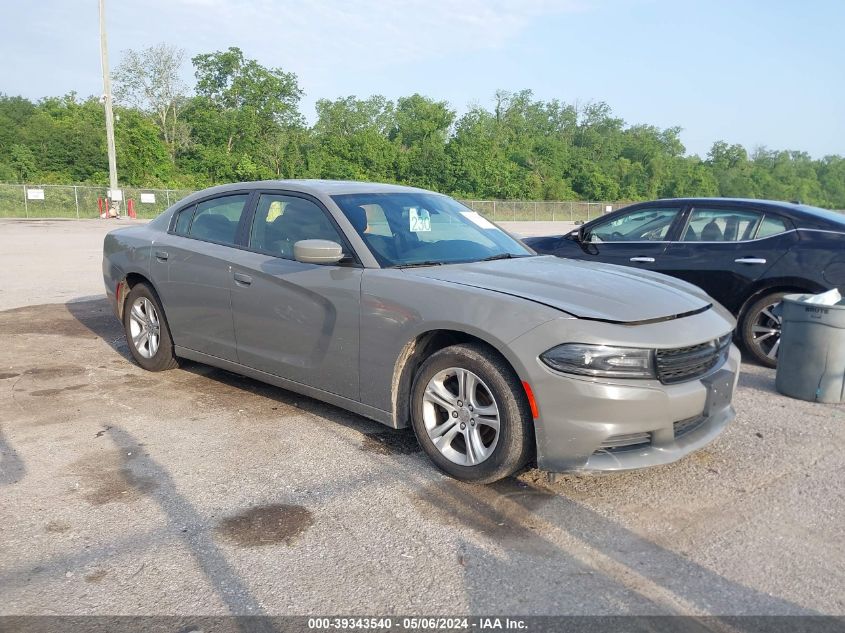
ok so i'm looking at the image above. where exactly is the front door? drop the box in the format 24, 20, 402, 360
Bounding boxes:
577, 205, 685, 271
228, 192, 362, 400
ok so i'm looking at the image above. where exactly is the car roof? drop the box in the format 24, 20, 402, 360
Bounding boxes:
185, 179, 436, 198
627, 197, 845, 228
156, 180, 443, 224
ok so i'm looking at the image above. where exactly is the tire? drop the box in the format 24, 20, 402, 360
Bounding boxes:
740, 291, 789, 368
410, 343, 533, 483
122, 282, 178, 372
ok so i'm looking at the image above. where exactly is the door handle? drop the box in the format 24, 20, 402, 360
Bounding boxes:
154, 250, 168, 261
233, 272, 253, 286
734, 257, 767, 264
630, 257, 655, 263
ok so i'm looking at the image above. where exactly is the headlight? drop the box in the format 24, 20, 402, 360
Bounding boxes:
540, 343, 655, 379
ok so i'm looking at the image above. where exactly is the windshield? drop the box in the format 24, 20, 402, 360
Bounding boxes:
332, 192, 533, 267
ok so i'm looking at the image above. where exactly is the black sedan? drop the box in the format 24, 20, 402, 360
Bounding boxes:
524, 198, 845, 367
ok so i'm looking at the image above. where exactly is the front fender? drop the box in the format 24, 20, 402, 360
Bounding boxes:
359, 269, 563, 416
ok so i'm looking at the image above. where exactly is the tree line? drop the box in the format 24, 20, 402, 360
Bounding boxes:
1, 44, 843, 208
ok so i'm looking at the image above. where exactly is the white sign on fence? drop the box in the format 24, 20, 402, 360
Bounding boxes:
140, 193, 156, 204
605, 205, 613, 213
26, 188, 45, 200
108, 189, 123, 201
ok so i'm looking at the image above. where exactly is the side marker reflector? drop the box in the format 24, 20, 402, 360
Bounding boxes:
522, 381, 539, 419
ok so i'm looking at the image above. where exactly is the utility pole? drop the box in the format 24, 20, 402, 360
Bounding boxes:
99, 0, 119, 216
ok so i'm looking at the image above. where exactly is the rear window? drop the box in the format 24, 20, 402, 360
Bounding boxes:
173, 205, 195, 235
756, 215, 790, 239
682, 208, 762, 242
188, 195, 249, 246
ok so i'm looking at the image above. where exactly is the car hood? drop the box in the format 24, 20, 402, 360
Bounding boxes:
402, 256, 712, 324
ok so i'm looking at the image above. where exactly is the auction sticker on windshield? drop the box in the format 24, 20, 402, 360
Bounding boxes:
409, 207, 431, 231
461, 211, 497, 230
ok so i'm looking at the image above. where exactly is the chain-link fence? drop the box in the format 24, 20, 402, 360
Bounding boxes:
0, 183, 627, 222
462, 200, 626, 223
0, 184, 194, 220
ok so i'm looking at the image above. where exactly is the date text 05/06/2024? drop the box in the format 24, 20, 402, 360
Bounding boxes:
307, 617, 528, 630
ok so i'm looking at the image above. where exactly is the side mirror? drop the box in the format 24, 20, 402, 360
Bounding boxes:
293, 239, 345, 264
575, 226, 587, 243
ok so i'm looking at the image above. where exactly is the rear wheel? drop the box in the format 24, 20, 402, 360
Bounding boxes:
741, 291, 788, 368
123, 283, 178, 371
410, 343, 533, 483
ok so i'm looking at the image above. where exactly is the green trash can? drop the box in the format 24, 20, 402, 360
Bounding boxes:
775, 293, 845, 403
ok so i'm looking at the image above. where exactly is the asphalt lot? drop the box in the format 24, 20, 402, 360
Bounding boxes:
0, 218, 843, 616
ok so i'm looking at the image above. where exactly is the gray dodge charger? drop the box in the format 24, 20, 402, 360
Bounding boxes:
103, 180, 740, 483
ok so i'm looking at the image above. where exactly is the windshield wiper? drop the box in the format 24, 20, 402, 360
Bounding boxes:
476, 253, 524, 262
395, 260, 445, 269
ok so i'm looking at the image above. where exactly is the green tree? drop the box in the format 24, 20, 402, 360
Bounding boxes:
114, 107, 172, 185
10, 144, 37, 181
1, 68, 843, 209
312, 95, 397, 181
391, 94, 454, 190
817, 156, 845, 208
113, 43, 191, 161
707, 141, 756, 197
191, 47, 303, 155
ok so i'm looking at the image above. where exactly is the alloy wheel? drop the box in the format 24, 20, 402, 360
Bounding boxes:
751, 300, 782, 362
421, 367, 500, 466
128, 297, 161, 359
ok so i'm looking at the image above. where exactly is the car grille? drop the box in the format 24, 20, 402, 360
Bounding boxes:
673, 415, 707, 438
599, 431, 651, 452
655, 335, 731, 385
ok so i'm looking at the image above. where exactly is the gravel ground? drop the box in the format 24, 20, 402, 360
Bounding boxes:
0, 218, 842, 617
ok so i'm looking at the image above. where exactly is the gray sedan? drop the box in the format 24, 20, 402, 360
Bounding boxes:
103, 180, 740, 483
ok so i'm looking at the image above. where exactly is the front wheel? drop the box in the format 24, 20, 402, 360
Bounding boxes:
741, 291, 788, 368
123, 282, 178, 371
410, 343, 533, 483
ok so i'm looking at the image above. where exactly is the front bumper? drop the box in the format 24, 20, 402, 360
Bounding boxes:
528, 344, 740, 473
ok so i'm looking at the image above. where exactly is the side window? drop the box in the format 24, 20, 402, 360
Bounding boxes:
755, 214, 790, 239
249, 194, 344, 259
188, 194, 249, 246
682, 208, 762, 242
360, 204, 391, 236
589, 207, 681, 242
173, 205, 195, 235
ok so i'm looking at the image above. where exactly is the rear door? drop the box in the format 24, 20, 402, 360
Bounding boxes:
576, 205, 685, 270
155, 192, 252, 361
658, 204, 797, 312
227, 192, 362, 400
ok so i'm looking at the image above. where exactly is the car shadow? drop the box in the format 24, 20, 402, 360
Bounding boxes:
64, 296, 417, 448
64, 297, 132, 360
737, 369, 777, 393
0, 426, 26, 486
178, 359, 393, 437
415, 478, 823, 618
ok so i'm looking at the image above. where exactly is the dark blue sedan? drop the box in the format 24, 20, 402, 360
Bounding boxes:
523, 198, 845, 367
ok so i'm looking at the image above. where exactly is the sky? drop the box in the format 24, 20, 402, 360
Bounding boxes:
1, 0, 843, 158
